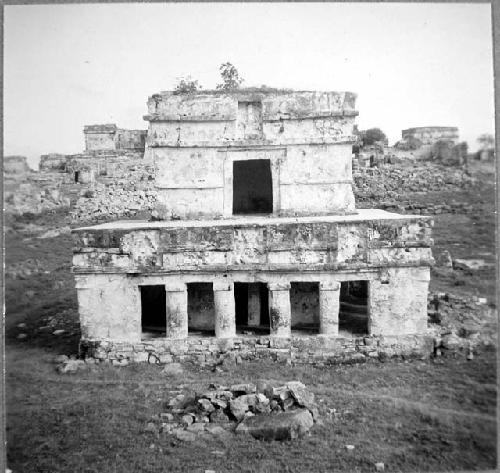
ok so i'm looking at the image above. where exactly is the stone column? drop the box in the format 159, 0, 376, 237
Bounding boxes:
319, 281, 340, 336
268, 282, 291, 337
247, 283, 261, 327
214, 281, 236, 338
165, 283, 188, 339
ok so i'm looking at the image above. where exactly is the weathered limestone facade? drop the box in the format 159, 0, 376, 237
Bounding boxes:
401, 126, 459, 146
73, 90, 434, 364
84, 124, 147, 154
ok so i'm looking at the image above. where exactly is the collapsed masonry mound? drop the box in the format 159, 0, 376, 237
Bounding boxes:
147, 380, 318, 442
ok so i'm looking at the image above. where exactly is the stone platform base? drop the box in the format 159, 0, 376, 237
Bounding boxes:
79, 333, 434, 365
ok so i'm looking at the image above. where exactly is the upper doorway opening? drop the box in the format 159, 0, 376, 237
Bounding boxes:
232, 159, 273, 215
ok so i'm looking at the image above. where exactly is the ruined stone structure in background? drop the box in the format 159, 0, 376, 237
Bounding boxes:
395, 126, 459, 153
401, 126, 459, 146
4, 155, 31, 176
84, 124, 147, 154
73, 90, 434, 364
39, 153, 69, 172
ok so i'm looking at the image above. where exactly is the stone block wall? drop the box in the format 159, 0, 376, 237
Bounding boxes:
84, 124, 117, 152
401, 127, 459, 146
84, 124, 147, 153
145, 90, 358, 219
80, 333, 434, 365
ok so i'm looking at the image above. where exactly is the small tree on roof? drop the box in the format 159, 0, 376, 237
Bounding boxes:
173, 76, 201, 94
216, 62, 244, 90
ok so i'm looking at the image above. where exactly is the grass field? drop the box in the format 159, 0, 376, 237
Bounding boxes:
4, 160, 497, 472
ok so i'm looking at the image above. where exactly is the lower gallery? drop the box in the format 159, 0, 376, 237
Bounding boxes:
72, 210, 435, 364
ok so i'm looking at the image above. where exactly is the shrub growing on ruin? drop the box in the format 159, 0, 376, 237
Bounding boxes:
173, 76, 201, 94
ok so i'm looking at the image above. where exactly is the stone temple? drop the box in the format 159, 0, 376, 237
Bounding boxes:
73, 90, 434, 364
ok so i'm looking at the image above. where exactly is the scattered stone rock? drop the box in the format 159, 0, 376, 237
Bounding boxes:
186, 422, 206, 433
198, 399, 215, 413
210, 409, 230, 423
144, 422, 158, 434
345, 445, 355, 451
235, 409, 314, 440
441, 333, 463, 350
160, 412, 174, 422
162, 363, 184, 376
57, 359, 86, 374
173, 429, 196, 442
52, 329, 65, 335
17, 333, 27, 340
375, 462, 385, 472
161, 381, 319, 441
17, 323, 26, 328
287, 381, 316, 410
229, 397, 249, 421
54, 354, 69, 363
181, 414, 194, 426
205, 424, 230, 437
230, 383, 257, 395
212, 398, 228, 410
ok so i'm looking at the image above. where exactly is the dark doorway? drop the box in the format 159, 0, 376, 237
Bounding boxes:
233, 160, 273, 214
234, 282, 269, 334
74, 171, 80, 183
339, 281, 369, 335
140, 285, 166, 337
187, 283, 215, 336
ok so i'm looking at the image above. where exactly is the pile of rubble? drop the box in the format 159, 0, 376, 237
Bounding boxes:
146, 381, 318, 441
428, 292, 497, 353
376, 200, 477, 215
70, 164, 157, 223
353, 162, 474, 210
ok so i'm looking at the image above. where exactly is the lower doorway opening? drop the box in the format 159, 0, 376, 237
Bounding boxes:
140, 285, 166, 339
291, 282, 320, 334
187, 283, 215, 336
339, 280, 369, 335
234, 282, 270, 335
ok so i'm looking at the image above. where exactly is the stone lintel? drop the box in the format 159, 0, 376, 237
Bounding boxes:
213, 280, 233, 291
163, 282, 187, 292
319, 281, 341, 291
268, 282, 291, 291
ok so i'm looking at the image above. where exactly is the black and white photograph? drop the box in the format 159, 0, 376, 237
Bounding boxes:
2, 2, 497, 472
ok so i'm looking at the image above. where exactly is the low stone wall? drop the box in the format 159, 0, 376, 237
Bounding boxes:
80, 333, 434, 365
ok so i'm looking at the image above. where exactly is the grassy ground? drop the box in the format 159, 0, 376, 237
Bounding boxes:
4, 160, 497, 472
6, 346, 497, 473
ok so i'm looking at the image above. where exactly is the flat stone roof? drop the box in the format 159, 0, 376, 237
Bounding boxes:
73, 209, 432, 232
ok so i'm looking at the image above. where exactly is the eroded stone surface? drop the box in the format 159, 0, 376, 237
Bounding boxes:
235, 409, 314, 440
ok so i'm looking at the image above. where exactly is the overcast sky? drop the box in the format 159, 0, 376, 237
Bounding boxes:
4, 3, 495, 168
